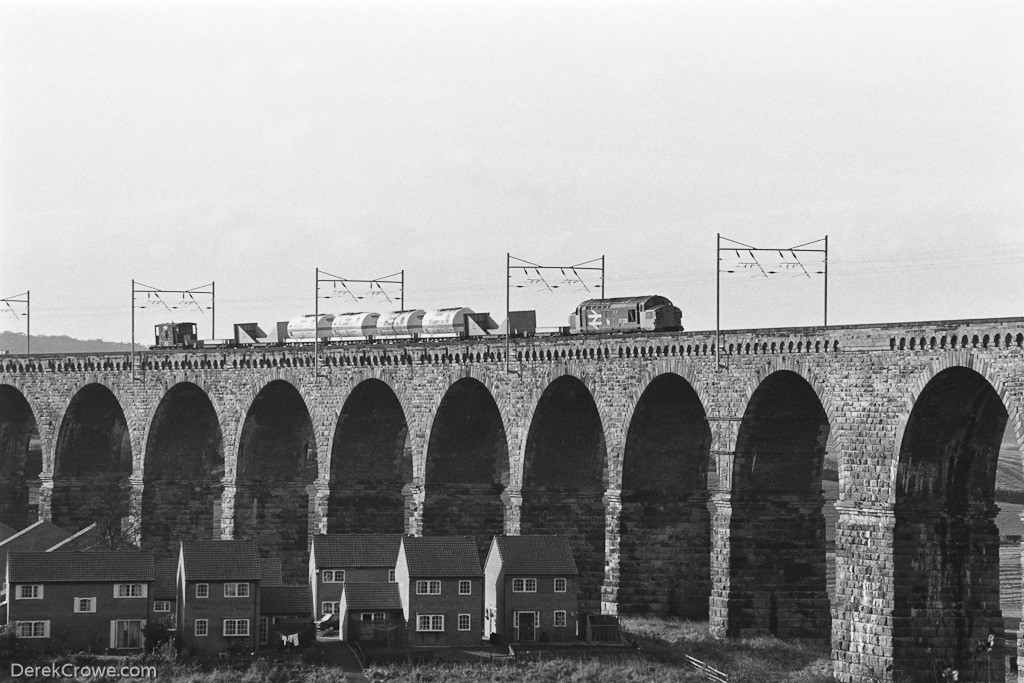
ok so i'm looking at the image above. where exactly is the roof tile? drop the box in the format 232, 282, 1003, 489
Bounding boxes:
493, 536, 579, 575
402, 537, 481, 577
181, 540, 260, 581
342, 582, 403, 611
261, 585, 310, 615
312, 534, 402, 568
8, 551, 155, 583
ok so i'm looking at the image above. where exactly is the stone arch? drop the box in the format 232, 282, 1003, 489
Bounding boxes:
724, 366, 833, 643
0, 384, 44, 530
422, 375, 510, 558
49, 377, 137, 474
618, 370, 712, 619
233, 378, 318, 581
889, 358, 1024, 680
520, 370, 608, 612
141, 381, 224, 555
327, 375, 413, 536
52, 382, 133, 535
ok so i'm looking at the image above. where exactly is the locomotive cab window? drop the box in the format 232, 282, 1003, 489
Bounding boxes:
628, 310, 637, 323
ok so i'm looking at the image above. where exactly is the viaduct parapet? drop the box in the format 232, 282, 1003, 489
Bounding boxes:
3, 317, 1024, 682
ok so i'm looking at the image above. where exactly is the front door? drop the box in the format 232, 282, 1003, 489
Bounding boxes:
517, 612, 536, 642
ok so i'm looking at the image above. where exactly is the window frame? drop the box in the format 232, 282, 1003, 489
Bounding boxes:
194, 619, 208, 637
458, 580, 471, 595
415, 580, 441, 595
322, 569, 346, 583
458, 613, 471, 631
74, 597, 96, 613
223, 618, 251, 637
223, 582, 250, 598
114, 583, 146, 599
195, 583, 209, 599
416, 614, 445, 632
16, 584, 43, 600
321, 601, 338, 614
554, 610, 567, 628
512, 578, 537, 593
153, 600, 171, 613
388, 569, 396, 583
554, 578, 567, 593
16, 620, 49, 638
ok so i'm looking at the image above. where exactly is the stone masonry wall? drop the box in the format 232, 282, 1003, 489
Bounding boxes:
2, 317, 1024, 681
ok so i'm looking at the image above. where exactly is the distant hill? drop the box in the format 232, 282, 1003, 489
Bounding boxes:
0, 331, 133, 355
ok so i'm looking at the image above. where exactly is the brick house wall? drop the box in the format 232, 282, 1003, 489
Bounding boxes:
7, 581, 151, 652
177, 579, 259, 655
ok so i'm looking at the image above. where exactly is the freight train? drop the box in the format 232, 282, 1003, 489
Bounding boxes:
151, 295, 682, 349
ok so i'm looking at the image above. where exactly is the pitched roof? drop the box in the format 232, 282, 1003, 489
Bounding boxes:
261, 585, 310, 615
47, 523, 105, 552
0, 520, 72, 572
342, 582, 403, 611
8, 551, 155, 583
401, 536, 482, 577
180, 540, 260, 581
312, 534, 402, 568
492, 535, 578, 575
259, 557, 283, 586
152, 557, 178, 600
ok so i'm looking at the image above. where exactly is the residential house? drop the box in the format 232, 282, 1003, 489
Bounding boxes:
337, 582, 404, 646
4, 550, 155, 652
176, 540, 260, 655
395, 536, 483, 647
483, 535, 579, 643
308, 534, 401, 621
0, 520, 72, 604
260, 585, 313, 649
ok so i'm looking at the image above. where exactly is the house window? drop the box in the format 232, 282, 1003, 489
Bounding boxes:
224, 619, 250, 637
196, 583, 209, 598
224, 582, 250, 598
112, 620, 144, 649
554, 578, 567, 593
16, 585, 42, 600
194, 619, 208, 636
114, 583, 146, 598
361, 612, 386, 622
388, 569, 396, 583
512, 578, 537, 593
259, 617, 269, 645
15, 621, 49, 638
554, 611, 567, 628
459, 580, 471, 595
416, 580, 441, 595
74, 597, 96, 613
416, 614, 444, 632
323, 569, 345, 583
458, 614, 471, 631
322, 602, 339, 614
153, 600, 171, 613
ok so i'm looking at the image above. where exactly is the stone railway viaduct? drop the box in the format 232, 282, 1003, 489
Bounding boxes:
3, 317, 1024, 682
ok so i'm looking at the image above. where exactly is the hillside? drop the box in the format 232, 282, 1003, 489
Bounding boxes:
0, 331, 133, 355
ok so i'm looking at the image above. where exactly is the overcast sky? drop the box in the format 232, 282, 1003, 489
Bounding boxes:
1, 0, 1021, 343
